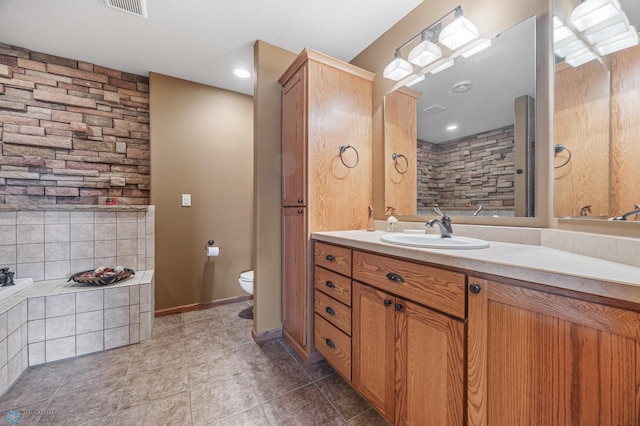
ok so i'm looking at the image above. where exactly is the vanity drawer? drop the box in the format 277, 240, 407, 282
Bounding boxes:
315, 242, 352, 276
314, 266, 352, 306
314, 289, 351, 335
314, 314, 351, 381
352, 250, 466, 319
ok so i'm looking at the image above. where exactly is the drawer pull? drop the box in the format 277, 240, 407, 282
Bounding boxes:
386, 272, 404, 283
325, 338, 336, 349
325, 280, 335, 289
470, 283, 482, 294
297, 209, 304, 214
383, 299, 392, 307
326, 254, 336, 262
395, 303, 403, 312
325, 307, 336, 316
297, 199, 304, 204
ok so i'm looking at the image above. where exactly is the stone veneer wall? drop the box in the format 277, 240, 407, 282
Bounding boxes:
417, 125, 515, 211
0, 43, 149, 205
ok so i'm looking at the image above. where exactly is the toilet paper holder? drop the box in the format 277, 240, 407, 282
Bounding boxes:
204, 240, 215, 251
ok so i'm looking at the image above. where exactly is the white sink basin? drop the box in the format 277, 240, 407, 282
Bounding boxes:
380, 233, 490, 249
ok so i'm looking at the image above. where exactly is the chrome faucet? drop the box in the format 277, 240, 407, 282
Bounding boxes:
473, 205, 483, 216
0, 267, 15, 287
427, 206, 453, 238
609, 206, 640, 221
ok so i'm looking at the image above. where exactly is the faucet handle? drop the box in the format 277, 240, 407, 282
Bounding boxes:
434, 205, 446, 217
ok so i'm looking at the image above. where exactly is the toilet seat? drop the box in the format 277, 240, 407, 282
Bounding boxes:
239, 270, 253, 282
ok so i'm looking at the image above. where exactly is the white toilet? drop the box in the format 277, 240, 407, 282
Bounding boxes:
238, 270, 254, 295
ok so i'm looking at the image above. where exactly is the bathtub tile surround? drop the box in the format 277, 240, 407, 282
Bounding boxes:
0, 269, 154, 397
0, 205, 155, 281
0, 302, 389, 425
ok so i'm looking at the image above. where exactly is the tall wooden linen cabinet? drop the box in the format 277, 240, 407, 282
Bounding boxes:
279, 49, 374, 362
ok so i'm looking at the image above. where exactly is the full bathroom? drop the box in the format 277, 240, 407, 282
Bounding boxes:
0, 0, 639, 424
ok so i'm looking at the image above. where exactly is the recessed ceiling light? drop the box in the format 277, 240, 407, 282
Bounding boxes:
446, 124, 458, 131
233, 69, 251, 79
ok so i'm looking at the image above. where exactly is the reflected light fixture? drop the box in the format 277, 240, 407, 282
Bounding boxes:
430, 59, 454, 74
570, 0, 621, 32
406, 74, 426, 87
382, 5, 478, 81
233, 69, 251, 78
595, 25, 638, 55
461, 39, 492, 58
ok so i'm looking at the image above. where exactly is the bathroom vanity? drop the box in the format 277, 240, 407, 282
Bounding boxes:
312, 230, 640, 426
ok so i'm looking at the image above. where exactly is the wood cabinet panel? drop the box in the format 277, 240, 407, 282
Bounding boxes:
314, 242, 352, 276
395, 299, 465, 426
314, 289, 351, 335
353, 281, 396, 422
281, 66, 307, 207
314, 314, 351, 381
353, 250, 466, 319
314, 266, 352, 306
281, 207, 307, 352
468, 277, 640, 426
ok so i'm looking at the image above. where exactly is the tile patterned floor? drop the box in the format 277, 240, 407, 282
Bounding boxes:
0, 301, 390, 425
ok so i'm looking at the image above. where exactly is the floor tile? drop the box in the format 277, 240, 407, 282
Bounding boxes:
182, 307, 220, 323
346, 408, 391, 425
260, 383, 344, 426
0, 360, 72, 410
186, 347, 243, 392
62, 346, 132, 387
129, 337, 187, 373
119, 364, 188, 409
190, 371, 261, 426
214, 405, 270, 426
316, 374, 371, 421
114, 390, 192, 425
245, 355, 311, 402
302, 359, 336, 382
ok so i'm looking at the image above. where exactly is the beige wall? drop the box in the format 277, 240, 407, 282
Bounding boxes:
150, 72, 254, 310
253, 41, 297, 335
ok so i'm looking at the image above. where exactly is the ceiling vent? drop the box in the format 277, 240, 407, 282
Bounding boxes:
104, 0, 148, 18
422, 104, 447, 114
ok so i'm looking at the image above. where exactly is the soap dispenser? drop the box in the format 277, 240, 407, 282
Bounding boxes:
385, 206, 398, 232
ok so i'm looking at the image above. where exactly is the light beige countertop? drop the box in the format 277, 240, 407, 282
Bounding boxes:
312, 230, 640, 304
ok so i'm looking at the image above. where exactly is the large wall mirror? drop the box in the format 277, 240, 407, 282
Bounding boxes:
553, 0, 640, 221
384, 16, 538, 218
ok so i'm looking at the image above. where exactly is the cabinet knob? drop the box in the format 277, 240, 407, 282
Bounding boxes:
469, 283, 482, 294
325, 306, 335, 316
325, 281, 335, 289
386, 272, 404, 283
326, 254, 336, 262
297, 199, 303, 204
395, 303, 403, 312
297, 209, 304, 214
383, 299, 392, 307
325, 338, 335, 349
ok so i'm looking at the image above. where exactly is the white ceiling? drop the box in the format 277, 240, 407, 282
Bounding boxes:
0, 0, 423, 96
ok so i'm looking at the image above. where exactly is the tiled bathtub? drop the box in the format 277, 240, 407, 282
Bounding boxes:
0, 270, 155, 396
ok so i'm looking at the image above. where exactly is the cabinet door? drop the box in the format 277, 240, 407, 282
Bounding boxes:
282, 207, 307, 351
395, 299, 465, 426
468, 277, 640, 426
281, 66, 307, 207
352, 281, 395, 422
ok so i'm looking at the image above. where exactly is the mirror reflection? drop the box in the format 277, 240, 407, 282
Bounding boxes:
384, 17, 536, 218
553, 0, 640, 220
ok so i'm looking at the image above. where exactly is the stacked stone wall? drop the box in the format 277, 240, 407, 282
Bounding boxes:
0, 44, 149, 205
417, 125, 515, 210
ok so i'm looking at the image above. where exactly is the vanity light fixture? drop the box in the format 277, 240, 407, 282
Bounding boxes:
439, 7, 479, 50
595, 26, 638, 55
382, 5, 478, 81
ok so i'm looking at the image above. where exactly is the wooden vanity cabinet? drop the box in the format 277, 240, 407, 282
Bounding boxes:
313, 242, 353, 380
352, 250, 466, 426
467, 276, 640, 426
280, 50, 374, 363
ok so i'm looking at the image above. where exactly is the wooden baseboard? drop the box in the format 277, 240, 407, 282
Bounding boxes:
251, 327, 282, 343
154, 295, 253, 317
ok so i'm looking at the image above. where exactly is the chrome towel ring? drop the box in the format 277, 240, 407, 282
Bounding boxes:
554, 144, 572, 169
392, 153, 409, 174
339, 144, 359, 169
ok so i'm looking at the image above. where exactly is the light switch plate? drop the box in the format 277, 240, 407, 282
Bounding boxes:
182, 194, 191, 207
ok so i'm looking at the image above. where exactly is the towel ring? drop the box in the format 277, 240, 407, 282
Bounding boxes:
554, 144, 572, 169
392, 153, 409, 174
339, 144, 359, 169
